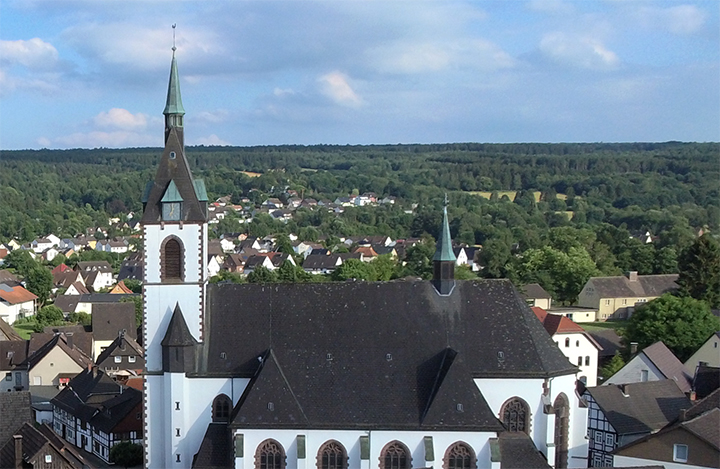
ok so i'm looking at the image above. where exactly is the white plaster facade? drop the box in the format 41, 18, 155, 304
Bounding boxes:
552, 332, 600, 387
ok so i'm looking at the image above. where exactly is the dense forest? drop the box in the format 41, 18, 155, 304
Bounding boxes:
1, 142, 718, 298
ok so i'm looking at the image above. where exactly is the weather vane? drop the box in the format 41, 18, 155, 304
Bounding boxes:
444, 192, 449, 207
172, 24, 177, 52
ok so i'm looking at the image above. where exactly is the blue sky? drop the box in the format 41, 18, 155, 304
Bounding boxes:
0, 0, 718, 150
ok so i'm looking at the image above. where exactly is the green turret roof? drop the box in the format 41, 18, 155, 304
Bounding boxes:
433, 203, 456, 262
163, 51, 185, 116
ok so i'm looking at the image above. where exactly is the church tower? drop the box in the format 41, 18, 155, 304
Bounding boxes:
142, 37, 209, 468
432, 195, 456, 295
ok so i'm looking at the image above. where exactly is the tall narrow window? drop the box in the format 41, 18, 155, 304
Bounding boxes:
444, 442, 476, 469
255, 439, 286, 469
500, 397, 530, 434
554, 393, 570, 469
162, 237, 183, 281
317, 440, 348, 469
212, 394, 232, 423
380, 441, 411, 469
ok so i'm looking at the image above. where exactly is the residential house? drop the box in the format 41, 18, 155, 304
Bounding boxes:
64, 282, 90, 296
118, 252, 143, 281
237, 237, 262, 252
1, 340, 28, 392
96, 237, 130, 254
26, 333, 93, 387
91, 302, 137, 360
52, 269, 85, 291
0, 284, 37, 324
521, 283, 553, 310
74, 261, 114, 291
31, 238, 56, 254
95, 332, 144, 377
261, 197, 283, 209
0, 270, 20, 287
588, 329, 624, 370
584, 379, 691, 467
207, 254, 223, 278
684, 331, 720, 373
533, 307, 602, 386
613, 388, 720, 469
577, 271, 679, 320
0, 422, 85, 469
40, 247, 60, 263
51, 264, 72, 275
219, 237, 236, 252
53, 292, 137, 317
606, 341, 693, 393
352, 245, 378, 262
302, 254, 343, 274
51, 367, 143, 463
108, 280, 133, 294
546, 305, 598, 323
242, 252, 294, 274
223, 254, 246, 274
629, 230, 655, 244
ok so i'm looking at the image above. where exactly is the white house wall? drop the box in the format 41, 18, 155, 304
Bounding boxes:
552, 332, 599, 386
235, 429, 497, 469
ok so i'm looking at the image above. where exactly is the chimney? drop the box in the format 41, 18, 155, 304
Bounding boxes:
626, 271, 638, 282
13, 435, 22, 469
630, 342, 638, 355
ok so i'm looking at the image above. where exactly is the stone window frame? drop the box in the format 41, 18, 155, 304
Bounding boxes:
500, 396, 532, 434
212, 394, 232, 423
316, 440, 348, 469
255, 439, 286, 469
443, 441, 477, 469
379, 440, 412, 469
161, 235, 184, 282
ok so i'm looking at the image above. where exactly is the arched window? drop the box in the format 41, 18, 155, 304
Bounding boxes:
255, 439, 286, 469
444, 442, 476, 469
162, 237, 183, 281
554, 393, 570, 469
212, 394, 231, 423
380, 441, 411, 469
564, 337, 570, 347
317, 440, 348, 469
500, 397, 531, 434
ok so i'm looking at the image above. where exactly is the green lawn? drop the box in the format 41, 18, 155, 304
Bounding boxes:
581, 320, 628, 333
13, 323, 35, 339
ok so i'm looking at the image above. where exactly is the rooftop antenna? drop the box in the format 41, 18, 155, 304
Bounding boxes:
172, 24, 177, 52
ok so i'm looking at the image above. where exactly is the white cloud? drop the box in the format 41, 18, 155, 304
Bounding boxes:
93, 108, 148, 130
539, 32, 619, 70
193, 134, 231, 146
636, 5, 707, 35
0, 38, 59, 70
195, 110, 230, 124
318, 71, 363, 108
52, 130, 157, 148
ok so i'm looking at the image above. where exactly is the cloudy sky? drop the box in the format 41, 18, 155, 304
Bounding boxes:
1, 0, 718, 149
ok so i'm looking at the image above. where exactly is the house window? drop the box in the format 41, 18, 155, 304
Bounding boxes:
576, 340, 579, 347
212, 394, 232, 423
4, 373, 10, 381
317, 440, 348, 469
176, 428, 181, 437
129, 356, 136, 363
605, 434, 614, 446
175, 402, 180, 410
380, 441, 411, 469
162, 237, 184, 281
500, 397, 530, 434
45, 455, 52, 463
673, 444, 688, 462
564, 338, 570, 347
640, 370, 649, 382
114, 356, 122, 363
444, 442, 476, 469
585, 356, 590, 366
255, 439, 286, 469
622, 299, 627, 305
176, 454, 181, 463
577, 357, 582, 366
605, 299, 611, 305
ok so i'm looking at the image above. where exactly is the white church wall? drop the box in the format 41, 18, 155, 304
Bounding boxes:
550, 373, 589, 469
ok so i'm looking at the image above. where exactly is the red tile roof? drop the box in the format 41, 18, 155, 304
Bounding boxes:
532, 307, 584, 335
0, 285, 38, 305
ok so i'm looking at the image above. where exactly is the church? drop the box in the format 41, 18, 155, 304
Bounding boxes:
142, 48, 589, 469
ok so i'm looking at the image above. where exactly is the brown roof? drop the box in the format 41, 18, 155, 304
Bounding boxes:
0, 318, 21, 341
521, 283, 552, 300
0, 284, 37, 305
642, 342, 693, 393
588, 274, 678, 298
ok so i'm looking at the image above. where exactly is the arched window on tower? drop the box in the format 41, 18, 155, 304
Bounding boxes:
255, 439, 286, 469
380, 441, 411, 469
500, 397, 531, 434
444, 442, 476, 469
162, 237, 183, 281
316, 440, 348, 469
212, 394, 231, 423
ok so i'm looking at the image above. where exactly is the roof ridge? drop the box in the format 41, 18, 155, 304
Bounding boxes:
267, 348, 309, 424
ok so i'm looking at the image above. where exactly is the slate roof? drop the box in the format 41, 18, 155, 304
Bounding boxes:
0, 340, 28, 371
520, 283, 552, 300
588, 329, 623, 358
51, 367, 142, 434
0, 392, 31, 448
302, 254, 341, 270
587, 274, 678, 298
162, 304, 198, 347
0, 422, 82, 469
118, 253, 144, 281
641, 342, 693, 393
91, 302, 137, 341
0, 317, 21, 341
497, 432, 551, 469
95, 334, 144, 367
692, 366, 720, 400
53, 295, 80, 313
587, 379, 691, 435
25, 333, 92, 370
0, 270, 19, 284
191, 423, 233, 469
203, 279, 577, 431
75, 261, 112, 273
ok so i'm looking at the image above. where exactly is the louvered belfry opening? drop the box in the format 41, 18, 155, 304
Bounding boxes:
163, 238, 183, 281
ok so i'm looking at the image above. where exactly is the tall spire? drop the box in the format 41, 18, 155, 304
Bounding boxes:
163, 24, 185, 145
433, 194, 456, 295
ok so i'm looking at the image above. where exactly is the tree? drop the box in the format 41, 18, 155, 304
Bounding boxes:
2, 249, 35, 274
109, 441, 144, 468
676, 234, 720, 308
122, 279, 143, 293
331, 259, 373, 281
599, 352, 625, 382
25, 266, 53, 306
67, 311, 92, 326
624, 294, 720, 362
247, 266, 278, 283
653, 246, 677, 274
369, 254, 396, 281
209, 270, 246, 284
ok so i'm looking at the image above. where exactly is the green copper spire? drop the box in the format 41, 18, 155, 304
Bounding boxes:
433, 194, 456, 262
163, 26, 185, 117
